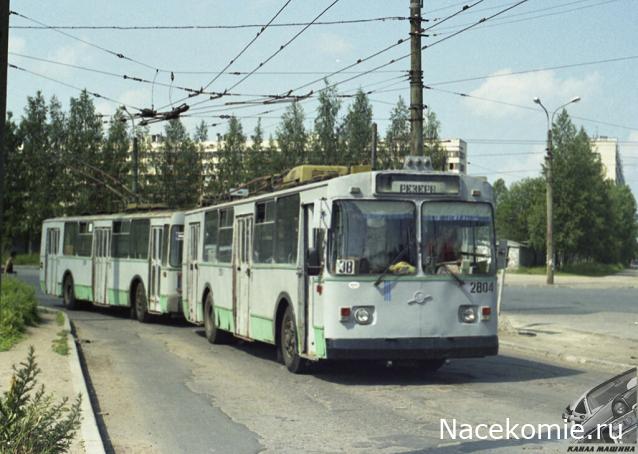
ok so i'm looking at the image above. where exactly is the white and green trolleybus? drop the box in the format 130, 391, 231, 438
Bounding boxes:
182, 160, 504, 373
40, 211, 185, 322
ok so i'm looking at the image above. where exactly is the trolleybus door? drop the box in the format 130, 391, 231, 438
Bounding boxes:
93, 228, 111, 304
186, 223, 200, 321
297, 204, 314, 354
233, 215, 253, 337
148, 226, 163, 312
45, 228, 60, 295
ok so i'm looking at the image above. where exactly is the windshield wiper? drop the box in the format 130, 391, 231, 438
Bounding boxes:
437, 262, 465, 286
373, 245, 410, 287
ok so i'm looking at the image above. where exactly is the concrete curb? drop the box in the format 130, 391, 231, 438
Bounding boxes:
499, 339, 636, 371
54, 308, 106, 454
498, 314, 636, 371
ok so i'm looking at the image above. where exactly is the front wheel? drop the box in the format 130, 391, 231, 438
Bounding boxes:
133, 282, 151, 323
279, 305, 307, 374
204, 294, 232, 344
63, 275, 78, 310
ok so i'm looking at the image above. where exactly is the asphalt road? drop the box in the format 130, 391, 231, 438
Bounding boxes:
502, 284, 638, 340
16, 268, 632, 453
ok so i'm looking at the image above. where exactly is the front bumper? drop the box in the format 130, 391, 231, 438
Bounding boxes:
325, 335, 498, 360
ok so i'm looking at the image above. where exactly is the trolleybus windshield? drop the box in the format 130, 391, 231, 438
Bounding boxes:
421, 202, 495, 276
331, 200, 417, 275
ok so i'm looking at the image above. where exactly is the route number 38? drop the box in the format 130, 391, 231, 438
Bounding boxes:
469, 281, 495, 293
336, 259, 356, 275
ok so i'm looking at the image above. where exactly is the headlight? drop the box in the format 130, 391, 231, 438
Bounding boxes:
459, 306, 477, 323
353, 306, 374, 325
613, 399, 629, 417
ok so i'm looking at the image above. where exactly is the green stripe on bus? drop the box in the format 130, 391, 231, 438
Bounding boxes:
108, 289, 129, 306
250, 314, 274, 343
251, 264, 296, 270
214, 306, 235, 332
198, 263, 233, 269
313, 326, 326, 359
74, 284, 93, 301
159, 295, 168, 312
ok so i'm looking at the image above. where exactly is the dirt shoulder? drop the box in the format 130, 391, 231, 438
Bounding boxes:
0, 310, 85, 454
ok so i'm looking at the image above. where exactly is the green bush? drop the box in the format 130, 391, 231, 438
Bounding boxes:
0, 277, 40, 351
0, 347, 82, 453
560, 262, 624, 276
1, 254, 40, 267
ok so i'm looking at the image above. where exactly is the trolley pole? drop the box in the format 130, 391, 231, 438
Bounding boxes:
0, 0, 11, 292
409, 0, 424, 157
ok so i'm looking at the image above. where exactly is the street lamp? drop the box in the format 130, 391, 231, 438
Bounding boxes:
121, 106, 139, 202
533, 96, 581, 285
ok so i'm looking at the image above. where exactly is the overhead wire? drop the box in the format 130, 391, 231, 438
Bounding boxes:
159, 0, 342, 112
9, 15, 410, 30
9, 10, 172, 73
8, 63, 143, 111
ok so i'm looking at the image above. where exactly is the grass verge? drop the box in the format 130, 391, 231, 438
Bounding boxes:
0, 276, 40, 351
1, 253, 40, 266
514, 262, 625, 277
52, 330, 70, 356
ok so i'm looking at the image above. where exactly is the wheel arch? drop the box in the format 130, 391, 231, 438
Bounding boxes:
61, 269, 74, 297
129, 274, 145, 308
273, 291, 293, 348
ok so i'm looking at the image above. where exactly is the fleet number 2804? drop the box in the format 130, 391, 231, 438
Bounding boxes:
469, 281, 495, 293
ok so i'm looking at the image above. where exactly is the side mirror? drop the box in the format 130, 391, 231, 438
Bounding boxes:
307, 248, 321, 276
497, 239, 508, 270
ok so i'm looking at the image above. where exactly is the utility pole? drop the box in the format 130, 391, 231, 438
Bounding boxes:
122, 106, 139, 203
533, 96, 580, 285
545, 127, 554, 285
0, 0, 10, 292
371, 122, 377, 170
409, 0, 424, 157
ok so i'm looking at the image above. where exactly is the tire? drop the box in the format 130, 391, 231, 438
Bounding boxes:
133, 282, 151, 323
279, 305, 306, 374
204, 293, 232, 344
62, 275, 78, 310
416, 359, 446, 372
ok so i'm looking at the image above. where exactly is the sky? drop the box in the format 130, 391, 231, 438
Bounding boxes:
6, 0, 638, 196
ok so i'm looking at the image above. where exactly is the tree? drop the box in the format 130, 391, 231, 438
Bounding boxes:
157, 119, 202, 208
48, 96, 67, 215
340, 89, 373, 166
1, 112, 24, 253
495, 177, 546, 251
311, 81, 341, 164
607, 183, 638, 265
245, 119, 271, 181
65, 90, 104, 214
382, 96, 410, 169
18, 92, 50, 251
423, 109, 447, 170
276, 101, 307, 172
102, 109, 131, 212
211, 117, 247, 195
551, 110, 609, 265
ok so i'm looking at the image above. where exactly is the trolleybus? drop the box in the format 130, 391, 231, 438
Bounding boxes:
40, 211, 185, 322
181, 160, 504, 373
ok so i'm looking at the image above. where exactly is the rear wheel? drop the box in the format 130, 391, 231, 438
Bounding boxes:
279, 305, 306, 374
204, 293, 232, 344
62, 275, 78, 310
133, 282, 150, 323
